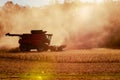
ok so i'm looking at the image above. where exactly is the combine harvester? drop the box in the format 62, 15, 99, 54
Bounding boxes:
6, 30, 65, 52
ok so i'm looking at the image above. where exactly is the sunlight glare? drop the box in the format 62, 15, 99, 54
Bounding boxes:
37, 76, 42, 80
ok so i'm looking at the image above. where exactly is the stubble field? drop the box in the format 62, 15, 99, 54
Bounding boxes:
0, 49, 120, 80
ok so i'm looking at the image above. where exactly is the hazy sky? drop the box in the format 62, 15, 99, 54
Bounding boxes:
0, 0, 106, 7
0, 0, 52, 7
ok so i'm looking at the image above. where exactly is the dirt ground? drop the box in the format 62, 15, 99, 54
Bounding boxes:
0, 49, 120, 80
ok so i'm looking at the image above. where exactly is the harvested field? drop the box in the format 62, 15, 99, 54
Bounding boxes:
0, 49, 120, 80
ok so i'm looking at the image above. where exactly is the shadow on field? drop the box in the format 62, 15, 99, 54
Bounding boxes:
0, 47, 38, 53
0, 47, 23, 53
8, 47, 21, 53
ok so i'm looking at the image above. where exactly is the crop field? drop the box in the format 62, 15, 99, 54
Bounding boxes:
0, 49, 120, 80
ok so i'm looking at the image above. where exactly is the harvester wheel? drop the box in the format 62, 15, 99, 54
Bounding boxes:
20, 45, 30, 52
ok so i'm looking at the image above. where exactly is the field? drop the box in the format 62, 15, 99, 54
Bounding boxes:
0, 49, 120, 80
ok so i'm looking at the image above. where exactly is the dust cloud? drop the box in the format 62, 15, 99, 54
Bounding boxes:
0, 1, 120, 50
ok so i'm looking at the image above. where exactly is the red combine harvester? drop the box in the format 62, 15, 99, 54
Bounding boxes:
6, 30, 65, 52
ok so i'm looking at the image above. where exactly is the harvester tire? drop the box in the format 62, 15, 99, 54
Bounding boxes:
20, 45, 30, 52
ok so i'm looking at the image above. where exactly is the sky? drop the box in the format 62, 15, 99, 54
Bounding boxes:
0, 0, 107, 7
0, 0, 52, 7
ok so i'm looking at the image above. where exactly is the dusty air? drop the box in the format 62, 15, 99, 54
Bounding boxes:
0, 0, 120, 51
